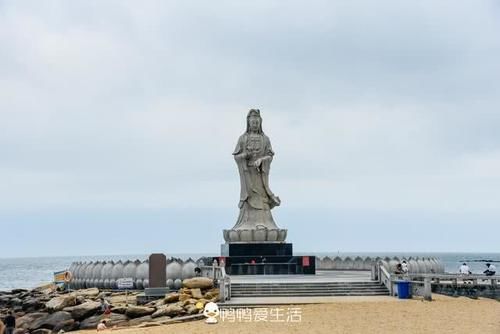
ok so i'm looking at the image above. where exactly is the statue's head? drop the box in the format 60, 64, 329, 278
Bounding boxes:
246, 109, 263, 134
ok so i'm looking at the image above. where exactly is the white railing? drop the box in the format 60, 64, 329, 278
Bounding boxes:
218, 266, 231, 302
378, 264, 394, 295
199, 264, 231, 302
407, 273, 498, 283
375, 262, 499, 300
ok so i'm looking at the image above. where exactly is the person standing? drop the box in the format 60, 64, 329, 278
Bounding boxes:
401, 261, 409, 274
4, 311, 16, 334
100, 298, 111, 317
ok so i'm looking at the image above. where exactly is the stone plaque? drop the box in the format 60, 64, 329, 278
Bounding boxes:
149, 253, 167, 288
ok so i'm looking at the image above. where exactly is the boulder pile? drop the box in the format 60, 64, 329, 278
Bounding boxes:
0, 277, 218, 333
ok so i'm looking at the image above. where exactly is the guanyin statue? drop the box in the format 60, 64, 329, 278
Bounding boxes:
223, 109, 287, 243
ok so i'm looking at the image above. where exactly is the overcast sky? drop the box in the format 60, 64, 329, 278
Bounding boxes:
1, 1, 499, 257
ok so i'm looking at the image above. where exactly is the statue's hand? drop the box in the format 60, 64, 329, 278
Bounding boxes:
253, 158, 263, 168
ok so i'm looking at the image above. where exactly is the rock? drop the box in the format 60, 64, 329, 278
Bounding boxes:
14, 329, 28, 334
182, 277, 214, 289
11, 288, 28, 294
151, 303, 184, 318
78, 315, 102, 330
152, 299, 165, 307
71, 288, 100, 298
125, 305, 156, 318
33, 283, 58, 295
0, 295, 12, 305
46, 295, 77, 311
75, 295, 86, 304
10, 298, 23, 306
164, 292, 179, 303
110, 305, 127, 314
191, 288, 203, 299
137, 322, 161, 328
36, 295, 51, 303
63, 300, 101, 320
152, 316, 171, 323
184, 304, 200, 315
22, 297, 44, 311
12, 305, 23, 313
53, 319, 78, 332
182, 298, 198, 306
108, 293, 137, 305
16, 312, 48, 329
19, 291, 32, 299
30, 311, 73, 330
31, 329, 52, 334
204, 288, 220, 300
128, 315, 153, 326
179, 293, 191, 302
131, 316, 171, 327
79, 313, 128, 329
97, 291, 111, 299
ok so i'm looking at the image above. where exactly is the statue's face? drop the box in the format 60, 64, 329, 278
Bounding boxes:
249, 116, 261, 132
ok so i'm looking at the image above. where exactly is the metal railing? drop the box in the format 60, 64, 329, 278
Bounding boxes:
375, 262, 499, 300
406, 273, 499, 283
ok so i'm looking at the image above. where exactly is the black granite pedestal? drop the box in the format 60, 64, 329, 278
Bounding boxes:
221, 243, 293, 257
218, 243, 315, 275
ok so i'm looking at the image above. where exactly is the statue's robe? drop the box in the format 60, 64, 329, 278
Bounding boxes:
232, 132, 280, 230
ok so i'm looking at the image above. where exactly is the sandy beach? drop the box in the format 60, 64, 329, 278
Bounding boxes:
75, 295, 500, 334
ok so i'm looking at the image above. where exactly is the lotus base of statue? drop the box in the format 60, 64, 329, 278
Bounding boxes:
223, 228, 287, 243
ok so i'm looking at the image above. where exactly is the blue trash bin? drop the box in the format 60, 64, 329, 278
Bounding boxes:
397, 280, 411, 299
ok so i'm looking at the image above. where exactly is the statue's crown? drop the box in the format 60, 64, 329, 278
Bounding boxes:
248, 109, 260, 117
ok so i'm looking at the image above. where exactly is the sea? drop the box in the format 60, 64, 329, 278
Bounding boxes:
0, 252, 498, 291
